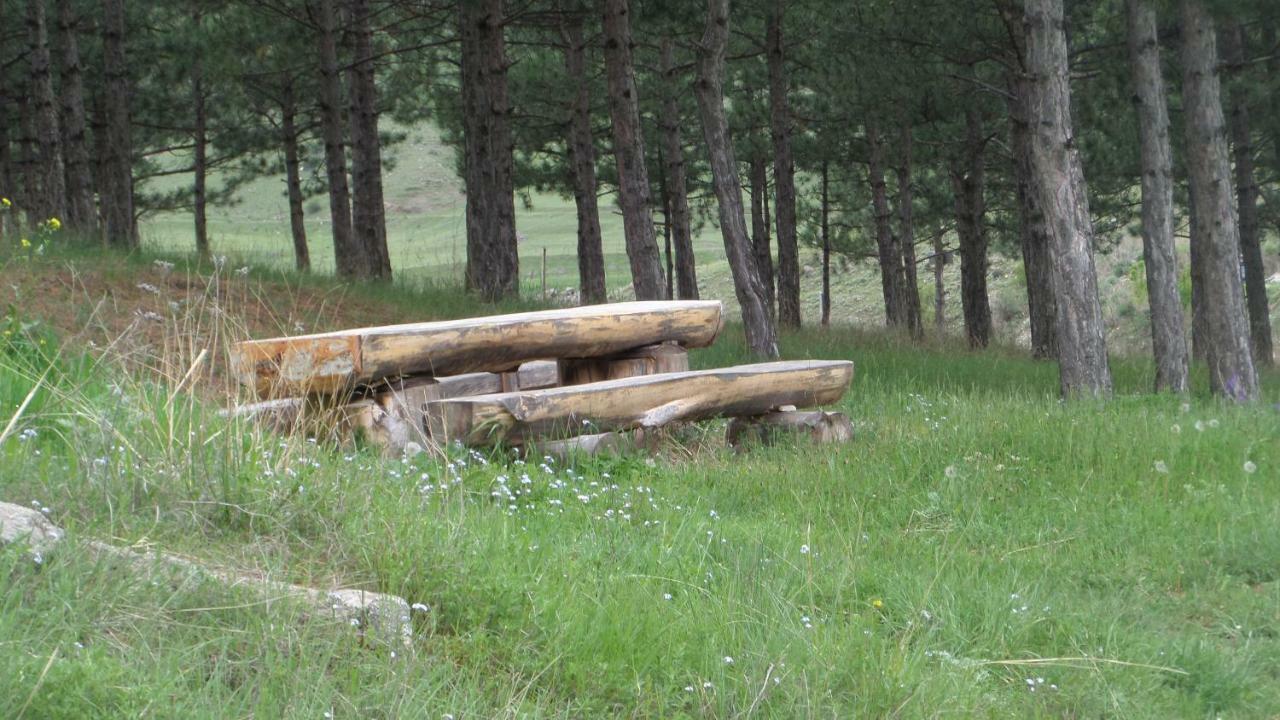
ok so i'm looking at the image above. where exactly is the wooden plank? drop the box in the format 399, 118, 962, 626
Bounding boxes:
231, 301, 723, 397
425, 360, 853, 446
559, 343, 689, 385
725, 410, 854, 449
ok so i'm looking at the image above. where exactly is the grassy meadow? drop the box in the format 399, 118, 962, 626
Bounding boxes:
0, 239, 1278, 717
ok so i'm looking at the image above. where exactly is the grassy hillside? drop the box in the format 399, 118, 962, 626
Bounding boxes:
140, 122, 1280, 358
0, 245, 1278, 717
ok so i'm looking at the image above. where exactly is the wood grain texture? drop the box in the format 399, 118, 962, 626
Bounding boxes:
426, 359, 853, 446
726, 410, 854, 449
232, 301, 723, 397
559, 343, 689, 385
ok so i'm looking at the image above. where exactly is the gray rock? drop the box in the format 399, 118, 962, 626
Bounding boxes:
0, 501, 63, 558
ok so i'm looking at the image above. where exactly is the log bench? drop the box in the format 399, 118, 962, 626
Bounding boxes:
227, 301, 855, 455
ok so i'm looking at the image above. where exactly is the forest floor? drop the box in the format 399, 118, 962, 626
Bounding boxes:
0, 243, 1278, 718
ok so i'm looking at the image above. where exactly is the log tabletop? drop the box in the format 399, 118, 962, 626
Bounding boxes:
232, 300, 724, 397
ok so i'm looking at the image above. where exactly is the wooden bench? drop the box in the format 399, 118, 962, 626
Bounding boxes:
227, 301, 854, 455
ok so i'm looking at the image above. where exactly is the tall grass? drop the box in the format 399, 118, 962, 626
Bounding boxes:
1, 246, 1278, 717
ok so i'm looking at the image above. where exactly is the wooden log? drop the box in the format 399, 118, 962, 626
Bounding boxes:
425, 359, 853, 446
725, 410, 854, 450
223, 361, 561, 454
559, 343, 689, 385
231, 301, 723, 398
534, 432, 631, 460
352, 360, 562, 454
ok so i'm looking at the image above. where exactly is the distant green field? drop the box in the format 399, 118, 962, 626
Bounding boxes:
142, 124, 730, 298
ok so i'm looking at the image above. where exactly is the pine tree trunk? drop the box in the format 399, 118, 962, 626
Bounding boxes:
694, 0, 778, 358
998, 2, 1058, 360
1024, 0, 1113, 397
281, 85, 310, 273
347, 0, 391, 280
459, 0, 519, 300
317, 0, 359, 277
1179, 0, 1259, 400
100, 0, 135, 248
659, 38, 698, 300
660, 161, 673, 299
767, 3, 800, 328
897, 122, 923, 338
933, 230, 946, 335
1187, 181, 1208, 361
867, 123, 904, 329
820, 158, 831, 328
952, 98, 992, 348
18, 86, 39, 227
192, 12, 209, 262
749, 154, 776, 318
602, 0, 665, 300
28, 0, 66, 224
0, 34, 11, 243
1125, 0, 1189, 392
1219, 21, 1273, 367
562, 17, 606, 305
55, 0, 94, 235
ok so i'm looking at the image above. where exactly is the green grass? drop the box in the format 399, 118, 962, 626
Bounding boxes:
1, 246, 1278, 717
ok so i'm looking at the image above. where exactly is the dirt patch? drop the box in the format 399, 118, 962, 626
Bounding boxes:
2, 255, 422, 400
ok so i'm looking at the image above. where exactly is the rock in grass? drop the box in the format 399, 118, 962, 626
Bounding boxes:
0, 501, 63, 559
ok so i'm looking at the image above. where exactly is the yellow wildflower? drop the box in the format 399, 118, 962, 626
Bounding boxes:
0, 197, 10, 208
20, 237, 31, 249
871, 598, 884, 609
46, 217, 61, 231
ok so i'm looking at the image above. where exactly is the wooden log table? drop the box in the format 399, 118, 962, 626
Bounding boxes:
231, 300, 724, 398
424, 360, 854, 446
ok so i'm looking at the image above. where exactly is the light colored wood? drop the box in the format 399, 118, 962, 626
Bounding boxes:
224, 360, 562, 454
232, 301, 723, 397
426, 360, 853, 446
725, 410, 854, 449
534, 432, 630, 460
559, 343, 689, 385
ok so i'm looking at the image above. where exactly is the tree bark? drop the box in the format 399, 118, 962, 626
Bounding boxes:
281, 84, 310, 273
347, 0, 391, 280
767, 2, 800, 328
951, 96, 993, 349
933, 229, 945, 335
1219, 21, 1272, 367
316, 0, 359, 277
1024, 0, 1113, 398
100, 0, 135, 248
1125, 0, 1189, 392
821, 158, 831, 328
192, 10, 209, 261
1187, 180, 1208, 361
601, 0, 665, 299
0, 21, 12, 243
867, 123, 905, 329
55, 0, 94, 235
28, 0, 66, 224
693, 0, 778, 358
1179, 0, 1258, 400
749, 154, 776, 317
896, 121, 923, 338
658, 38, 698, 300
998, 2, 1057, 359
562, 17, 606, 304
459, 0, 519, 300
660, 161, 674, 299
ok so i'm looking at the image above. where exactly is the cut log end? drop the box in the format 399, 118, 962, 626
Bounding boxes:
725, 410, 854, 450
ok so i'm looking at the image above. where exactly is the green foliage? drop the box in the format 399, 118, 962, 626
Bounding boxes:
0, 254, 1277, 715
